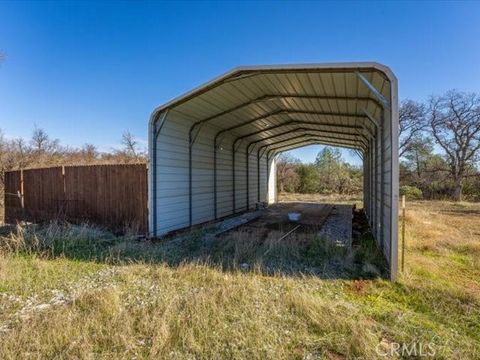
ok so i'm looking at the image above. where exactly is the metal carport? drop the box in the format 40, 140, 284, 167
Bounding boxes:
148, 62, 399, 280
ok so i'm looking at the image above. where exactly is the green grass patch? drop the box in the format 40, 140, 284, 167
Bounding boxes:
0, 200, 479, 359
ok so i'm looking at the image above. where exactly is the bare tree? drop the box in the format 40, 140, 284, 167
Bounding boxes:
0, 130, 24, 220
276, 153, 300, 193
429, 90, 480, 201
30, 126, 59, 155
121, 131, 140, 159
10, 138, 32, 169
0, 130, 10, 180
80, 143, 99, 163
0, 131, 7, 220
399, 99, 427, 157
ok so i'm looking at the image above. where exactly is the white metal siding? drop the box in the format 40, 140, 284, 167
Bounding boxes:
154, 112, 190, 234
216, 135, 234, 218
153, 112, 270, 235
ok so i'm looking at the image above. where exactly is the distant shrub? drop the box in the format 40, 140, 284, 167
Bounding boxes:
400, 185, 423, 200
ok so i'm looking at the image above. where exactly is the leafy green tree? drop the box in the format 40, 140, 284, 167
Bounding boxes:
402, 135, 435, 179
314, 147, 343, 168
314, 147, 361, 194
296, 164, 319, 193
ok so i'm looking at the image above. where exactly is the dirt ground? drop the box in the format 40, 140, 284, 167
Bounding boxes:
204, 194, 381, 278
226, 200, 353, 245
237, 202, 334, 233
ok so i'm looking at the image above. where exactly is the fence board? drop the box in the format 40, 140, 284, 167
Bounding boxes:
23, 167, 64, 221
4, 170, 22, 223
3, 164, 148, 233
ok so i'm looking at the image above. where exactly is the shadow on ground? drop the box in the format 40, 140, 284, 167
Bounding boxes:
0, 208, 389, 280
440, 208, 480, 216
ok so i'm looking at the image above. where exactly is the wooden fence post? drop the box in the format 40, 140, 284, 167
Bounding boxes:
61, 166, 66, 217
20, 169, 25, 222
401, 195, 406, 273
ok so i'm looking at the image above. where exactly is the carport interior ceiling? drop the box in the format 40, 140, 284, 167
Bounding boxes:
149, 62, 399, 279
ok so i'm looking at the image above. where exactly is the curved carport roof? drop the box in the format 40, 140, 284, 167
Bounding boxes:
151, 63, 393, 157
149, 62, 399, 280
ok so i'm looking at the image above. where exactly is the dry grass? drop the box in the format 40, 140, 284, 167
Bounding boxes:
279, 192, 363, 206
0, 198, 479, 359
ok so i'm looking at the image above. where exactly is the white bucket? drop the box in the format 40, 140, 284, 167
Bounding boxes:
288, 212, 301, 222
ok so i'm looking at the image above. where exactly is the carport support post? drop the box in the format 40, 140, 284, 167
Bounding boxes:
232, 140, 242, 215
20, 169, 25, 221
370, 138, 375, 230
358, 68, 392, 254
370, 149, 373, 217
366, 149, 372, 217
372, 144, 375, 225
189, 130, 194, 227
257, 149, 261, 203
188, 122, 204, 228
246, 147, 249, 210
401, 195, 406, 272
266, 152, 270, 201
232, 142, 236, 214
213, 136, 218, 220
150, 110, 168, 237
379, 115, 385, 253
363, 151, 368, 215
246, 144, 258, 210
375, 128, 380, 244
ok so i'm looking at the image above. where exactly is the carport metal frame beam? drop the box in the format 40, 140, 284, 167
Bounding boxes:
193, 77, 386, 221
150, 110, 169, 237
235, 133, 363, 216
266, 136, 363, 159
269, 138, 362, 159
213, 119, 368, 219
243, 130, 368, 212
356, 72, 390, 109
207, 112, 372, 221
246, 127, 368, 149
264, 137, 363, 199
214, 109, 374, 146
229, 121, 367, 215
188, 94, 383, 139
356, 72, 388, 257
260, 133, 367, 156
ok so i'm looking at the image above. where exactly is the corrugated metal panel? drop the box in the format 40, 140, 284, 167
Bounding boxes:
234, 142, 248, 213
259, 154, 268, 202
247, 151, 258, 208
154, 112, 190, 234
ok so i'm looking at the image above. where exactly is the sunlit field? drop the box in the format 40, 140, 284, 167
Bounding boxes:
0, 195, 479, 359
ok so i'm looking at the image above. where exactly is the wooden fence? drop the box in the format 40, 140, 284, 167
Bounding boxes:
4, 164, 148, 233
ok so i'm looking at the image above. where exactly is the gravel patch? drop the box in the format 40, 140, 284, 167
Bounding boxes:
0, 267, 120, 336
317, 205, 353, 248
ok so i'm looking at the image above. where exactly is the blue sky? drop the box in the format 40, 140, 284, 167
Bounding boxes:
1, 1, 479, 164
